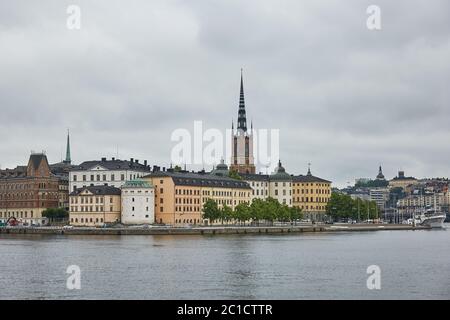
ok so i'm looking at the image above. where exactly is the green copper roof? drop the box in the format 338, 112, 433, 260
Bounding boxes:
122, 179, 153, 188
210, 159, 229, 177
270, 160, 292, 181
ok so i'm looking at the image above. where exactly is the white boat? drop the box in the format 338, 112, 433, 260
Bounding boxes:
417, 208, 446, 229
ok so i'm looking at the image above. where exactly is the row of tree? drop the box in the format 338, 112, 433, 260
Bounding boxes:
325, 193, 379, 221
203, 197, 303, 225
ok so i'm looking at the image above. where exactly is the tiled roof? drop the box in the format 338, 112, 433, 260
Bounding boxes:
145, 171, 251, 189
292, 174, 331, 183
72, 159, 151, 172
70, 185, 122, 196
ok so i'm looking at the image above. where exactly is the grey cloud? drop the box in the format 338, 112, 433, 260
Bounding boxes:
0, 0, 449, 187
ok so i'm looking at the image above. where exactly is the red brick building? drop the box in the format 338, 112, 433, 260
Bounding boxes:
0, 153, 63, 225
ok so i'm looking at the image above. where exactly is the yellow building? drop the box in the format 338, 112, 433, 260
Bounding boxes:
69, 185, 121, 226
292, 169, 332, 221
142, 170, 252, 225
389, 171, 418, 190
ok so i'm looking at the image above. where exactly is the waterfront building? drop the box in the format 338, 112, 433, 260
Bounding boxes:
121, 179, 155, 225
241, 173, 270, 201
396, 192, 445, 217
292, 167, 332, 221
69, 157, 151, 192
269, 160, 292, 207
0, 153, 63, 225
389, 171, 418, 190
230, 70, 256, 174
142, 169, 252, 225
69, 185, 121, 226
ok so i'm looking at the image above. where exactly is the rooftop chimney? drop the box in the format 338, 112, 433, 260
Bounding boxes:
101, 157, 106, 162
130, 158, 134, 163
112, 157, 115, 161
144, 160, 147, 166
135, 159, 139, 163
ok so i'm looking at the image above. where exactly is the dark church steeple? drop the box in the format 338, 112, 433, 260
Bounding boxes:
63, 129, 71, 164
237, 68, 247, 132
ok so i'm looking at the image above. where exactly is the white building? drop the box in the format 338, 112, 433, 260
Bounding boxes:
69, 157, 151, 192
370, 188, 390, 211
121, 180, 155, 225
268, 161, 292, 207
241, 174, 270, 201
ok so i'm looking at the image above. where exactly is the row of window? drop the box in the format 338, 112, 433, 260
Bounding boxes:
175, 218, 201, 224
175, 198, 200, 204
0, 192, 58, 200
293, 189, 330, 195
71, 217, 104, 224
0, 211, 34, 218
70, 197, 115, 204
294, 197, 330, 203
0, 182, 57, 190
175, 206, 201, 212
72, 173, 144, 182
70, 206, 115, 212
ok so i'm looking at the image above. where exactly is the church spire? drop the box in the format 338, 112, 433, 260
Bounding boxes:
64, 129, 71, 164
237, 68, 247, 132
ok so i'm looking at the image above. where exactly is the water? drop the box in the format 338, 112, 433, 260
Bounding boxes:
0, 226, 449, 299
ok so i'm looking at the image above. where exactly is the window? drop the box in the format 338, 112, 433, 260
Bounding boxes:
121, 174, 125, 181
111, 174, 115, 181
73, 175, 77, 182
83, 175, 86, 181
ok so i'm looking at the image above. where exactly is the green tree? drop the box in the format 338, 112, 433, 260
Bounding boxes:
289, 206, 303, 224
220, 205, 233, 224
202, 199, 220, 224
234, 202, 251, 225
42, 208, 69, 223
250, 198, 265, 225
262, 197, 279, 225
228, 170, 242, 180
276, 204, 291, 222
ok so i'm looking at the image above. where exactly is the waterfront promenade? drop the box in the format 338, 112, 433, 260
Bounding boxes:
0, 224, 430, 236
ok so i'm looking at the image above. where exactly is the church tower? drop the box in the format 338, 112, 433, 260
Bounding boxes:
230, 70, 255, 174
63, 129, 71, 165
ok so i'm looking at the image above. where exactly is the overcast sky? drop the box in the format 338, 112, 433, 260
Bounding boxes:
1, 0, 449, 187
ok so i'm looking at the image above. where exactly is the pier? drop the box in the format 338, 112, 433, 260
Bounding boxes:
0, 224, 430, 236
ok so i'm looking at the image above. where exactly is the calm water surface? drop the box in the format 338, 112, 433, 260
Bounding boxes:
0, 226, 449, 299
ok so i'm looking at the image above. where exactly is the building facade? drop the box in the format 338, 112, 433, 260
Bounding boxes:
268, 161, 292, 206
389, 171, 418, 190
143, 169, 252, 226
69, 157, 151, 192
230, 70, 256, 174
0, 153, 63, 225
292, 168, 332, 221
121, 180, 155, 225
69, 185, 121, 227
